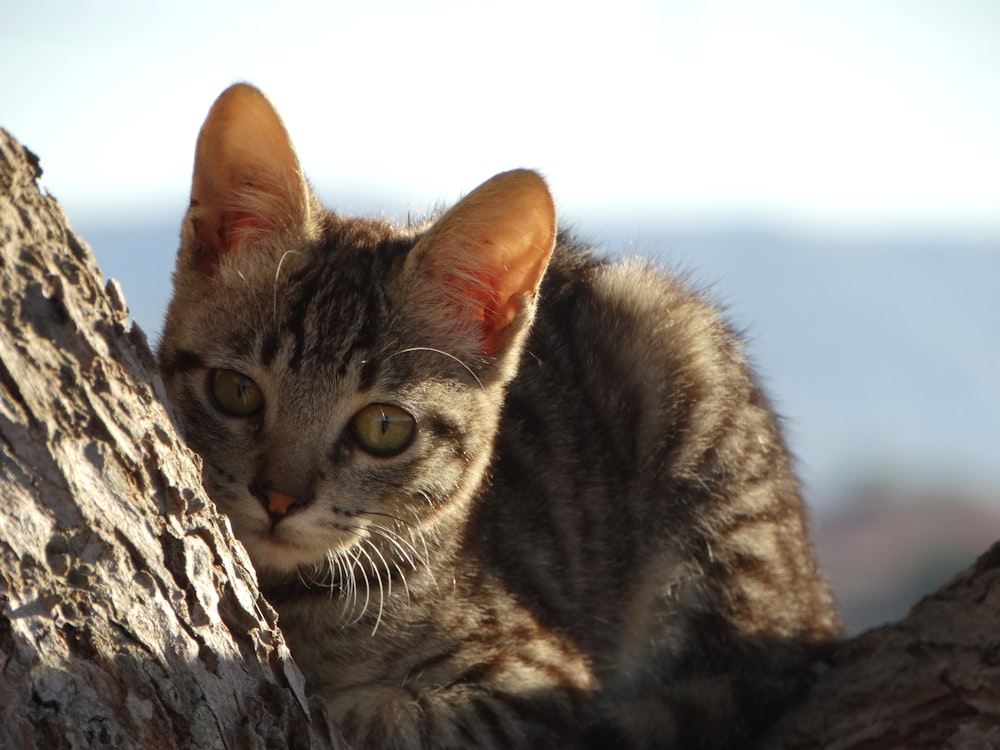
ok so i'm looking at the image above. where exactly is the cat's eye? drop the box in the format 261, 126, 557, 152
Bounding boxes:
209, 369, 264, 417
350, 403, 416, 457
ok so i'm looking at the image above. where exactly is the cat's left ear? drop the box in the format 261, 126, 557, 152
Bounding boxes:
406, 169, 556, 359
182, 83, 318, 273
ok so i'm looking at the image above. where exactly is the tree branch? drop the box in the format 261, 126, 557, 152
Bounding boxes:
757, 541, 1000, 748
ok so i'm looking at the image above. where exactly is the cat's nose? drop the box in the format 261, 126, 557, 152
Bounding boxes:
265, 490, 297, 515
249, 483, 308, 524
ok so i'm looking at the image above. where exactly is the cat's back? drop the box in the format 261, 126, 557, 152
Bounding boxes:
495, 235, 759, 504
476, 236, 835, 671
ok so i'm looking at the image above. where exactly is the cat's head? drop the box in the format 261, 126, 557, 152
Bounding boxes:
158, 84, 556, 584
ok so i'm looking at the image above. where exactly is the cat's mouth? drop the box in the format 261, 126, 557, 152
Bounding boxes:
238, 501, 373, 576
233, 504, 338, 573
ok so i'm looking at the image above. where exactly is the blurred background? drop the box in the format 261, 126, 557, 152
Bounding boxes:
3, 0, 998, 632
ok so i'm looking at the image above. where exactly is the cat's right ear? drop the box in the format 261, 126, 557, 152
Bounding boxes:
404, 169, 556, 364
181, 83, 317, 273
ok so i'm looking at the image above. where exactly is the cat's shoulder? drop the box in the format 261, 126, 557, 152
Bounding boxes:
544, 235, 727, 337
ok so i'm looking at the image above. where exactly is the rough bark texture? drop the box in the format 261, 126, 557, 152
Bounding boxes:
0, 129, 340, 748
1, 126, 998, 749
757, 541, 1000, 749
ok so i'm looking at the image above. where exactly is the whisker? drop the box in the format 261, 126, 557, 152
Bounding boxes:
348, 508, 429, 568
358, 521, 415, 606
288, 517, 437, 628
272, 250, 301, 321
390, 558, 411, 605
409, 526, 440, 596
388, 346, 484, 390
414, 489, 438, 509
362, 520, 423, 569
358, 542, 387, 635
327, 551, 344, 600
362, 538, 394, 600
337, 552, 356, 626
412, 526, 432, 570
349, 547, 371, 626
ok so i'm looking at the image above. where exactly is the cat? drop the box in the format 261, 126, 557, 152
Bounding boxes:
158, 83, 838, 749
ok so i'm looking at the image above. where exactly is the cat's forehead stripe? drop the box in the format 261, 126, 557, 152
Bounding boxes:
275, 228, 409, 375
260, 330, 281, 368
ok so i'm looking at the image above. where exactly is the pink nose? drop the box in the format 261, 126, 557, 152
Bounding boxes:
266, 490, 297, 515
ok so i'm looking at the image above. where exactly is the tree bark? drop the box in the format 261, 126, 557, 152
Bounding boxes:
2, 125, 998, 750
756, 541, 1000, 749
0, 129, 340, 748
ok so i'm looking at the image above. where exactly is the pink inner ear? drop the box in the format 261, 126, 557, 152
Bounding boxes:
441, 268, 508, 356
412, 170, 556, 357
221, 209, 269, 251
187, 84, 307, 274
481, 303, 520, 356
191, 207, 268, 273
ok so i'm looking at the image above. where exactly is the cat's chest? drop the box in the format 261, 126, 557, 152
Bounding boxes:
271, 590, 435, 688
268, 557, 599, 695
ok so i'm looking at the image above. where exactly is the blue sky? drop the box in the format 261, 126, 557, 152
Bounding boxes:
3, 0, 999, 230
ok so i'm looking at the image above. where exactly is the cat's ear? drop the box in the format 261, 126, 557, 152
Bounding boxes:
183, 83, 316, 273
407, 169, 556, 358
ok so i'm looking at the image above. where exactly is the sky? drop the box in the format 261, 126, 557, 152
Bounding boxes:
3, 0, 999, 230
2, 1, 999, 504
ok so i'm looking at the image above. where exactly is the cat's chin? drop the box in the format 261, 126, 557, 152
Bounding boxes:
233, 522, 333, 575
214, 501, 314, 566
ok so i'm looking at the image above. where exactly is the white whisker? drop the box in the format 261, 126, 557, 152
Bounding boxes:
358, 542, 387, 635
350, 547, 371, 626
388, 346, 484, 390
326, 551, 342, 600
337, 552, 355, 625
409, 526, 440, 596
272, 250, 301, 321
363, 520, 423, 569
390, 558, 411, 605
362, 538, 394, 599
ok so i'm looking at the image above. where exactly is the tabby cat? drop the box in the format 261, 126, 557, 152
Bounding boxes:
158, 83, 838, 749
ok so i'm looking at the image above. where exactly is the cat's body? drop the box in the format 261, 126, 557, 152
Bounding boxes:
158, 84, 837, 749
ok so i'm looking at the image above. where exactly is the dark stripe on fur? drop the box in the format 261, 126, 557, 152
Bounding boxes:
158, 348, 204, 376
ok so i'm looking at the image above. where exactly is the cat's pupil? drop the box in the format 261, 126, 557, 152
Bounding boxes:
209, 369, 264, 417
350, 403, 415, 457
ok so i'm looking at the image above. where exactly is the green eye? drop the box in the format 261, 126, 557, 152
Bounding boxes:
209, 369, 264, 416
350, 403, 415, 457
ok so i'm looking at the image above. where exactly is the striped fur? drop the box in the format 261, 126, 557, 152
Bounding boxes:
158, 84, 838, 749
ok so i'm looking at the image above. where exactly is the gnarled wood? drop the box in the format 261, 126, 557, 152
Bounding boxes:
757, 541, 1000, 749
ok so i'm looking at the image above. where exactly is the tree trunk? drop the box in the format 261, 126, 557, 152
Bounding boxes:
2, 126, 998, 749
0, 129, 341, 749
